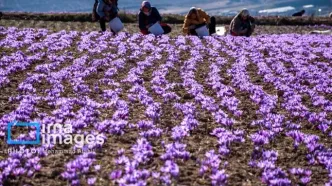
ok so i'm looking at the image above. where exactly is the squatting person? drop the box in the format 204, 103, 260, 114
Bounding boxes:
230, 9, 256, 37
182, 7, 216, 36
138, 1, 172, 35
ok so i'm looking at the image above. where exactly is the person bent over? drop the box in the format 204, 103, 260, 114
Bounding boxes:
93, 0, 119, 32
230, 9, 255, 37
183, 7, 215, 36
138, 1, 172, 35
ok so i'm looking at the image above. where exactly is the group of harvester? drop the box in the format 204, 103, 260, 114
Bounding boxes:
92, 0, 256, 37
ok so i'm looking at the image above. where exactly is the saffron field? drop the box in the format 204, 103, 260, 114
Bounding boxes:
0, 26, 331, 186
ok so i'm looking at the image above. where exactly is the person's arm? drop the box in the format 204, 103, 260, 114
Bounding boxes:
249, 16, 255, 29
249, 16, 255, 24
152, 7, 162, 22
183, 16, 191, 34
199, 9, 210, 24
138, 12, 147, 30
249, 16, 255, 23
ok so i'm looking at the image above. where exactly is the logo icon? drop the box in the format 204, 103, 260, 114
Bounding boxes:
7, 121, 40, 145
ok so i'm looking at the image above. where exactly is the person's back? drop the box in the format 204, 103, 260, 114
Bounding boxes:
184, 8, 210, 25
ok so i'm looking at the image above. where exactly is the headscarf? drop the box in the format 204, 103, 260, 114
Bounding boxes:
239, 9, 249, 17
189, 7, 198, 15
187, 7, 199, 20
232, 9, 250, 22
141, 1, 151, 10
141, 1, 152, 16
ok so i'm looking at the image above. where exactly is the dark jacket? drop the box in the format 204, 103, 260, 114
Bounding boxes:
138, 7, 162, 31
230, 13, 255, 36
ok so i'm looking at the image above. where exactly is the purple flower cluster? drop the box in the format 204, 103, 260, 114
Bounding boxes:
171, 103, 198, 140
131, 138, 154, 164
289, 168, 312, 184
211, 128, 245, 155
0, 51, 44, 88
0, 27, 47, 50
0, 147, 42, 183
110, 140, 153, 185
137, 120, 163, 139
249, 149, 291, 185
150, 46, 181, 103
160, 142, 190, 161
205, 38, 242, 117
160, 160, 180, 182
199, 150, 229, 185
62, 152, 97, 185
